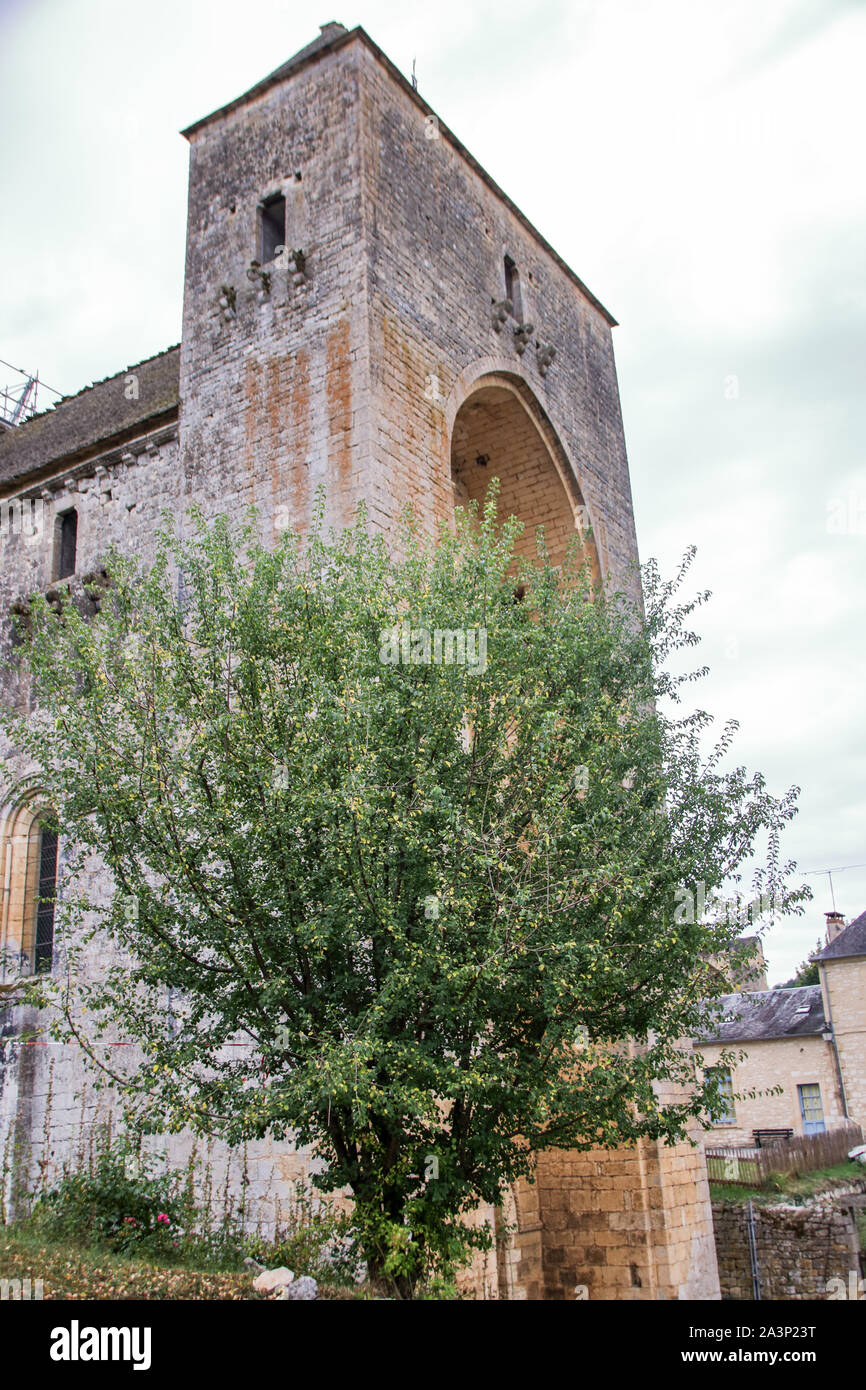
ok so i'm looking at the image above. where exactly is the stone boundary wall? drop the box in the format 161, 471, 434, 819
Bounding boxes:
712, 1180, 866, 1300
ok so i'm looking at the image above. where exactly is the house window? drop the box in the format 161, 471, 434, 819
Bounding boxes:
259, 194, 286, 264
56, 509, 78, 579
504, 255, 522, 320
707, 1066, 736, 1125
24, 813, 59, 974
797, 1083, 825, 1135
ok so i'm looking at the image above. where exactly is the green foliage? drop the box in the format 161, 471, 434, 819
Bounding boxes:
30, 1142, 191, 1259
0, 1226, 371, 1299
26, 1133, 358, 1281
780, 943, 822, 988
3, 487, 810, 1295
243, 1188, 362, 1285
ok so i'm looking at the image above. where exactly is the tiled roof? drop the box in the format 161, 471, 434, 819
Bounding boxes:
0, 346, 180, 492
697, 985, 826, 1043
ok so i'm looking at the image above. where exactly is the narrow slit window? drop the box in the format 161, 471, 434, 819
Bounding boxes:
57, 509, 77, 579
259, 195, 286, 264
504, 255, 522, 320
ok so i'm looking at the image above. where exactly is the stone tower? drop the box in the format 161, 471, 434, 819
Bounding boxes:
177, 23, 636, 585
0, 23, 719, 1298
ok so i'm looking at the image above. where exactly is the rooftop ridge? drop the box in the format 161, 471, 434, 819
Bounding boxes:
180, 22, 354, 140
13, 344, 181, 428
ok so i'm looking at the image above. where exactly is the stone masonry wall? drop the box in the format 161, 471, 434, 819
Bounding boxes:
712, 1183, 866, 1300
452, 386, 581, 571
179, 44, 371, 547
530, 1129, 720, 1301
358, 40, 640, 592
177, 33, 638, 592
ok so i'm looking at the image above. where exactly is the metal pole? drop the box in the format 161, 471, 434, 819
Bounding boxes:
747, 1200, 762, 1301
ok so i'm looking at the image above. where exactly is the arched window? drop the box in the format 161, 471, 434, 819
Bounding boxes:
0, 795, 59, 977
24, 813, 59, 973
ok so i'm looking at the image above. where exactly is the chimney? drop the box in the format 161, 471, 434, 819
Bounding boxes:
824, 910, 845, 945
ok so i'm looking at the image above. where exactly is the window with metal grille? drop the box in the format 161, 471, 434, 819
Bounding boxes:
31, 821, 58, 974
56, 509, 77, 579
797, 1082, 825, 1135
707, 1066, 736, 1125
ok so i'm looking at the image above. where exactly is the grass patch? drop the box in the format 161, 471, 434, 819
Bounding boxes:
0, 1225, 370, 1300
709, 1159, 865, 1206
7, 1131, 367, 1293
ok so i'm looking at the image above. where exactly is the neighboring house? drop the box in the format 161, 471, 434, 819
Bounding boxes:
695, 911, 866, 1145
817, 909, 866, 1135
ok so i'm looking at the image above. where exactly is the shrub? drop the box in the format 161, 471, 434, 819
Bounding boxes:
31, 1142, 190, 1258
243, 1187, 363, 1285
26, 1137, 362, 1282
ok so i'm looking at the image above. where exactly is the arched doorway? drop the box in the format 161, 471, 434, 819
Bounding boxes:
449, 376, 599, 579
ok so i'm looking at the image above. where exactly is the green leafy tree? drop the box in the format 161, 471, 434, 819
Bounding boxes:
780, 945, 822, 989
3, 492, 808, 1295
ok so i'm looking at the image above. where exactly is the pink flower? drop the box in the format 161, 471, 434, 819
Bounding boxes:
157, 1213, 170, 1224
124, 1217, 137, 1226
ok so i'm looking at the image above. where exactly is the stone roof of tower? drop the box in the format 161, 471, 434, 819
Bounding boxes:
181, 23, 353, 139
260, 22, 350, 89
0, 346, 180, 493
696, 985, 826, 1043
181, 24, 618, 327
816, 909, 866, 961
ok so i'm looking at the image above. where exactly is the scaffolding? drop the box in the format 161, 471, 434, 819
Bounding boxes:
0, 357, 62, 427
0, 371, 39, 426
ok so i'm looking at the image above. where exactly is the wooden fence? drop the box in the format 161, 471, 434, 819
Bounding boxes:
706, 1122, 863, 1186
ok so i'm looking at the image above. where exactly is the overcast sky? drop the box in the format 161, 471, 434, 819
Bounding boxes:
1, 0, 864, 983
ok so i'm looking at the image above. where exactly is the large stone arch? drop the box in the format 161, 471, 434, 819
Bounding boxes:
444, 361, 602, 581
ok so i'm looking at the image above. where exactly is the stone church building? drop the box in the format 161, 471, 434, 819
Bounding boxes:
0, 23, 720, 1299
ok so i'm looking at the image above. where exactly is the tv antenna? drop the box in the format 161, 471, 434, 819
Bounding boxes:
801, 862, 866, 912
